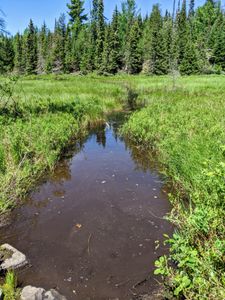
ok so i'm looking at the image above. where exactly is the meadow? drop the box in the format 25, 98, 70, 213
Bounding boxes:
0, 74, 224, 299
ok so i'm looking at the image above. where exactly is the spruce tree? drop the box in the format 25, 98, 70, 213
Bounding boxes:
89, 0, 98, 70
67, 0, 87, 35
213, 19, 225, 71
108, 6, 121, 73
64, 26, 73, 72
14, 33, 24, 74
5, 37, 14, 72
52, 14, 66, 73
180, 24, 199, 74
0, 36, 14, 73
188, 0, 195, 18
25, 19, 38, 74
125, 19, 142, 74
95, 0, 105, 70
177, 0, 188, 65
146, 5, 168, 75
101, 25, 111, 73
37, 22, 48, 74
119, 0, 137, 69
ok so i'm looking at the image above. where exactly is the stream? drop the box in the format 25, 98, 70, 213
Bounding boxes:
0, 118, 173, 300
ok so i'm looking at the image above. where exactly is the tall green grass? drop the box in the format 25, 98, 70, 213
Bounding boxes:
0, 271, 19, 300
0, 74, 126, 212
0, 74, 225, 298
122, 75, 225, 299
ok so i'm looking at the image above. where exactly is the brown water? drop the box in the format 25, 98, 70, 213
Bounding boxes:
0, 120, 173, 300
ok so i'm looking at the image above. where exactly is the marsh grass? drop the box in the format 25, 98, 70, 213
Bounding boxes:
0, 74, 225, 298
0, 74, 128, 212
0, 271, 19, 300
122, 75, 225, 299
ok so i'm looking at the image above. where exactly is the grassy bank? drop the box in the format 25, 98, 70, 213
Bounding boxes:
0, 74, 128, 212
1, 74, 224, 299
122, 75, 225, 299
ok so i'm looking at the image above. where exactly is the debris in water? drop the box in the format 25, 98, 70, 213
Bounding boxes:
75, 224, 82, 229
64, 277, 72, 282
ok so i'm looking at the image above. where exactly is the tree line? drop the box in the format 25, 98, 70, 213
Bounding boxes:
0, 0, 225, 75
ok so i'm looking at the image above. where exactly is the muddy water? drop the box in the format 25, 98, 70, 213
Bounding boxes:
0, 121, 173, 300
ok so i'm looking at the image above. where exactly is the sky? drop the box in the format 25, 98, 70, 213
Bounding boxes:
0, 0, 221, 35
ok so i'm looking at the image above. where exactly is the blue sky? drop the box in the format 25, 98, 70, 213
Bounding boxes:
0, 0, 220, 34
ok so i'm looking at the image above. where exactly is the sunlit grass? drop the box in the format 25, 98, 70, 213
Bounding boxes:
122, 74, 225, 299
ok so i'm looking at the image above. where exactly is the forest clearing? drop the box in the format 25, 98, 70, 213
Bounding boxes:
0, 0, 225, 299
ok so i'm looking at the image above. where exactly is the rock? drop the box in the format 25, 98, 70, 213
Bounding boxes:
20, 286, 45, 300
0, 288, 3, 300
0, 243, 28, 270
20, 286, 67, 300
45, 289, 67, 300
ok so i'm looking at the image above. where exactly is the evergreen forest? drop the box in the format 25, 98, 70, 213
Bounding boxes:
1, 0, 225, 76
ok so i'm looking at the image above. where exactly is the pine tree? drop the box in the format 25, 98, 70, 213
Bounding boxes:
67, 0, 87, 35
52, 14, 66, 73
64, 26, 73, 72
125, 19, 142, 74
5, 37, 14, 72
89, 0, 98, 70
180, 24, 199, 74
25, 19, 38, 74
0, 36, 14, 73
145, 4, 168, 75
2, 0, 225, 76
119, 0, 137, 69
108, 6, 121, 73
177, 0, 188, 65
188, 0, 195, 18
79, 26, 93, 73
37, 22, 48, 74
0, 11, 5, 33
101, 25, 111, 73
14, 33, 24, 74
212, 19, 225, 71
162, 13, 173, 74
95, 0, 105, 70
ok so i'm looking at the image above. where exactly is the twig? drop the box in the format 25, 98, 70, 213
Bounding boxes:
132, 277, 148, 290
148, 209, 165, 220
87, 233, 92, 256
115, 279, 131, 288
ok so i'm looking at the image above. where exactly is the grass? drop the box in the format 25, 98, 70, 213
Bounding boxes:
0, 271, 19, 300
121, 75, 225, 299
0, 74, 128, 212
0, 74, 224, 298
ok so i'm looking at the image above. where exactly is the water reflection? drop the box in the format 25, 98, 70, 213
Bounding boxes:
0, 114, 172, 300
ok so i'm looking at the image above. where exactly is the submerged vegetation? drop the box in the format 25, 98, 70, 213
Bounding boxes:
122, 75, 225, 299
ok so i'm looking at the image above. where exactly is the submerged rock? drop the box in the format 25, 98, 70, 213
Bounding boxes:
20, 286, 45, 300
0, 243, 28, 270
45, 289, 67, 300
20, 286, 67, 300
